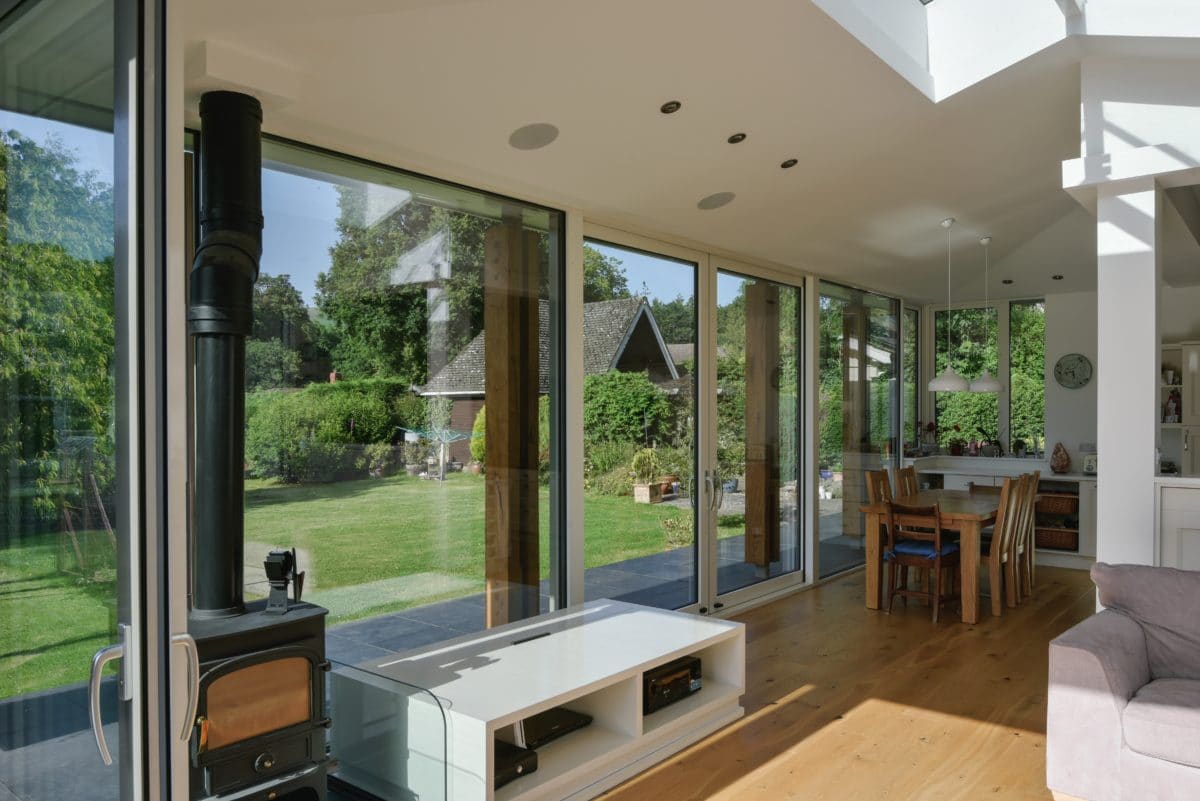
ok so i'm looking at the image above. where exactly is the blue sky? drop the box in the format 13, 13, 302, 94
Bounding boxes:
0, 113, 744, 310
261, 169, 340, 304
0, 111, 115, 184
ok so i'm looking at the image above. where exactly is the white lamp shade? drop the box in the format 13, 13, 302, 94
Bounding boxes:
970, 370, 1003, 393
929, 367, 970, 392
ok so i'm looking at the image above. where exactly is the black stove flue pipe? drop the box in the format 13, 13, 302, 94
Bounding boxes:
189, 91, 263, 618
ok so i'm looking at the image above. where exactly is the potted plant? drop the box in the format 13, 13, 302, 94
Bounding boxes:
467, 460, 484, 475
1012, 437, 1027, 458
947, 425, 965, 456
631, 448, 662, 504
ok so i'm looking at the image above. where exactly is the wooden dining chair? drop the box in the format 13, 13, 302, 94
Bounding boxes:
896, 466, 920, 498
1009, 474, 1034, 607
865, 469, 893, 504
979, 475, 1021, 617
1018, 470, 1041, 598
883, 502, 960, 623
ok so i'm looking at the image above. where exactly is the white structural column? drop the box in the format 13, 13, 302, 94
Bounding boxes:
1095, 178, 1161, 565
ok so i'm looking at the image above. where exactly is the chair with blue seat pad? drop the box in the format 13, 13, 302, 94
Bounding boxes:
884, 502, 960, 623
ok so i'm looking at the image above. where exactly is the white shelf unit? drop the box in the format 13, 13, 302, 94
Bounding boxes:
330, 600, 746, 801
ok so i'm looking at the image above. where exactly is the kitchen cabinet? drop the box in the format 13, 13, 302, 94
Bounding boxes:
1158, 485, 1200, 570
1183, 344, 1200, 425
1184, 426, 1200, 476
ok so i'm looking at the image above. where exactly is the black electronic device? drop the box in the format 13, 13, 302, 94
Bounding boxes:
494, 740, 538, 789
516, 707, 593, 750
643, 655, 702, 715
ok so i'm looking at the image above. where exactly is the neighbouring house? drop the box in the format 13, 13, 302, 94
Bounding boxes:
418, 297, 679, 462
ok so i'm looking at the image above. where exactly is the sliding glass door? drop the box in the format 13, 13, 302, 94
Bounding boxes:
710, 267, 804, 604
578, 230, 808, 612
581, 238, 699, 610
1, 1, 167, 799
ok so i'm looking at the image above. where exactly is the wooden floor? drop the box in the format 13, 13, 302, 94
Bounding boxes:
602, 566, 1095, 801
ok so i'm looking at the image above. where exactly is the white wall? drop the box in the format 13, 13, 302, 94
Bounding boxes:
1081, 57, 1200, 160
1161, 284, 1200, 341
1044, 291, 1098, 459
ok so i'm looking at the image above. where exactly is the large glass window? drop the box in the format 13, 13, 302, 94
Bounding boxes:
581, 240, 697, 609
934, 306, 999, 448
818, 282, 900, 578
1009, 300, 1046, 455
226, 139, 564, 657
902, 307, 920, 453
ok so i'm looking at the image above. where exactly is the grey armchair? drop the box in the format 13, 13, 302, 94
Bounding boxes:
1047, 563, 1200, 801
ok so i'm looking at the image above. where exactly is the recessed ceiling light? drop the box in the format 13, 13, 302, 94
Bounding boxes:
727, 132, 747, 144
781, 159, 798, 169
660, 100, 682, 114
1052, 274, 1064, 280
508, 122, 559, 150
698, 192, 735, 210
1002, 279, 1014, 285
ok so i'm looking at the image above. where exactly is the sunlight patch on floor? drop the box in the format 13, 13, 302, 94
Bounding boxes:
712, 697, 1048, 801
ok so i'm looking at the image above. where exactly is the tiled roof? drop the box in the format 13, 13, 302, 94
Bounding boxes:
419, 297, 651, 395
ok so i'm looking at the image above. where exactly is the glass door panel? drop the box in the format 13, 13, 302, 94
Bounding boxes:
581, 239, 697, 610
0, 1, 141, 799
818, 282, 900, 578
713, 270, 803, 597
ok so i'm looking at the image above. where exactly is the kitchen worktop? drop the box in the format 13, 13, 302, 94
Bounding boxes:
903, 456, 1097, 482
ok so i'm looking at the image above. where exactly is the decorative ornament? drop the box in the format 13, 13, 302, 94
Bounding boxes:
1051, 442, 1071, 474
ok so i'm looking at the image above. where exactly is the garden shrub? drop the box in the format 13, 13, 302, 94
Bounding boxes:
582, 371, 670, 445
392, 392, 428, 432
587, 465, 632, 497
470, 397, 551, 482
585, 440, 637, 481
246, 381, 398, 482
653, 445, 691, 481
470, 406, 486, 463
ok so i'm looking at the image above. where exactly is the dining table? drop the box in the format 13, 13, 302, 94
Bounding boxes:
859, 488, 998, 624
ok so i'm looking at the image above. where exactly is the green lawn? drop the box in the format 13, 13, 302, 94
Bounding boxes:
1, 472, 716, 699
0, 531, 116, 699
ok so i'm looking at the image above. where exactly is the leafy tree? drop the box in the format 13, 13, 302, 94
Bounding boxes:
933, 307, 999, 445
316, 187, 553, 383
649, 295, 695, 344
583, 245, 630, 301
253, 272, 311, 343
1009, 301, 1046, 447
0, 130, 115, 533
245, 338, 301, 390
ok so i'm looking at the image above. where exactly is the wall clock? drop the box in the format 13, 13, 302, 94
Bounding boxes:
1054, 353, 1093, 389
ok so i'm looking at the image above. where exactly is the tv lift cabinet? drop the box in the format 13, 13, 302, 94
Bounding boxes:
330, 600, 746, 801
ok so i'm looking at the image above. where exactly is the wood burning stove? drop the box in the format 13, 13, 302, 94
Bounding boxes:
189, 603, 328, 800
187, 90, 330, 801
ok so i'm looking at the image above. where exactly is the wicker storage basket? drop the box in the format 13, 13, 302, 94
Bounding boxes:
1037, 493, 1078, 515
1036, 527, 1079, 551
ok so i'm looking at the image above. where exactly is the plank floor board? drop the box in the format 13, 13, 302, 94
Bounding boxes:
600, 567, 1095, 801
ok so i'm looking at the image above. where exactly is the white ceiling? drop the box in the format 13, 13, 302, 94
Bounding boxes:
183, 0, 1101, 303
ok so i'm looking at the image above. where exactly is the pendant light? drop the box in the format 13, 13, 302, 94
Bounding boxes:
970, 235, 1002, 393
929, 217, 970, 392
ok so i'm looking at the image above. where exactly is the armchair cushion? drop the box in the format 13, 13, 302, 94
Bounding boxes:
1123, 678, 1200, 769
1091, 562, 1200, 680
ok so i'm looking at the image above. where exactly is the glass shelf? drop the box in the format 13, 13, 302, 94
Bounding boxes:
327, 660, 448, 801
